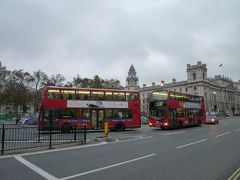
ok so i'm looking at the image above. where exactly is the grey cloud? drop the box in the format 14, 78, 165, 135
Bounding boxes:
1, 0, 240, 86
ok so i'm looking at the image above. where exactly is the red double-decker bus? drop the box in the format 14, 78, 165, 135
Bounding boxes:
38, 86, 141, 132
148, 90, 206, 129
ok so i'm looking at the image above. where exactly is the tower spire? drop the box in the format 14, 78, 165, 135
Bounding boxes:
126, 64, 139, 90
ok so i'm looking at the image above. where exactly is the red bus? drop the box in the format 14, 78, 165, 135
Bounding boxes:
148, 90, 206, 129
38, 86, 141, 132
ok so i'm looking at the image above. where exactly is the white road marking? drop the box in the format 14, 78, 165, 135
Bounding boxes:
176, 139, 207, 149
60, 154, 156, 180
14, 155, 59, 180
113, 136, 152, 143
161, 131, 186, 135
111, 135, 145, 139
215, 132, 231, 138
227, 166, 240, 180
235, 129, 240, 132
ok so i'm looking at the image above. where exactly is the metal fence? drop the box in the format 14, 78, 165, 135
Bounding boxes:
0, 124, 86, 154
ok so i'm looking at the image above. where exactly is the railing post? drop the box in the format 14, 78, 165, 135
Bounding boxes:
49, 125, 52, 149
1, 124, 5, 155
49, 111, 53, 149
74, 126, 77, 142
84, 125, 86, 144
38, 127, 41, 143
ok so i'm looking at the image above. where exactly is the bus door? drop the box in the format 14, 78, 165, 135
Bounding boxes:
43, 109, 59, 128
90, 109, 104, 129
169, 108, 177, 127
188, 109, 194, 125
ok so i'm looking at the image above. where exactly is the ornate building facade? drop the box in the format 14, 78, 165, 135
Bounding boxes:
127, 62, 240, 116
126, 64, 139, 90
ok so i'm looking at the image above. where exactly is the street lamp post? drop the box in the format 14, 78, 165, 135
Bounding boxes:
213, 91, 217, 112
160, 80, 164, 89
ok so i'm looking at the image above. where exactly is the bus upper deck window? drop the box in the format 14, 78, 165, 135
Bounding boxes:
61, 90, 75, 99
76, 91, 90, 100
127, 93, 138, 101
91, 91, 104, 100
113, 92, 125, 101
47, 90, 60, 99
105, 92, 113, 100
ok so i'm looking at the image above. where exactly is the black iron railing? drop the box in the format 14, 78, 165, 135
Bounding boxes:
0, 124, 87, 154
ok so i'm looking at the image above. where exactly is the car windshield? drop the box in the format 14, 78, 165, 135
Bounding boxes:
206, 112, 218, 116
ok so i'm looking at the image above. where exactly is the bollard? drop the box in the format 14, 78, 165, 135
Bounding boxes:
104, 122, 109, 137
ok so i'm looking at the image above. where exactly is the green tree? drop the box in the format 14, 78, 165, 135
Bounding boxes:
49, 73, 65, 86
72, 74, 123, 89
92, 75, 104, 88
0, 62, 9, 105
5, 69, 34, 113
103, 79, 123, 89
31, 70, 49, 112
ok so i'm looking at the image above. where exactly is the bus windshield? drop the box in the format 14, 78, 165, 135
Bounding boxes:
150, 91, 168, 101
149, 101, 167, 120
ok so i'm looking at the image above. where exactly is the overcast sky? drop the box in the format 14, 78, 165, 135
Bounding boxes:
0, 0, 240, 86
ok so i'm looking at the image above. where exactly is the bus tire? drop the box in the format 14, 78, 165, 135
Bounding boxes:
61, 123, 72, 133
115, 123, 125, 131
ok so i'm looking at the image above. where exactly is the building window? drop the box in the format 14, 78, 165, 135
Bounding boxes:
185, 88, 188, 92
193, 72, 196, 80
194, 86, 197, 90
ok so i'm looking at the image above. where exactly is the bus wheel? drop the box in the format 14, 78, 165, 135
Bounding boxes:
61, 123, 72, 133
115, 123, 125, 131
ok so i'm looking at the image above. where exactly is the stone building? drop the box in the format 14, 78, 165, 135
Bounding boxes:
126, 64, 140, 90
128, 61, 240, 116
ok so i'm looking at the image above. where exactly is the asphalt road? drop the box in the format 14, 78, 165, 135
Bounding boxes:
0, 117, 240, 180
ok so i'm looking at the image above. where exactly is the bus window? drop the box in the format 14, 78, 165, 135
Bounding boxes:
113, 109, 122, 119
113, 92, 125, 101
61, 90, 75, 100
47, 90, 60, 99
176, 108, 184, 118
91, 91, 104, 100
105, 109, 113, 119
123, 110, 133, 118
105, 92, 113, 101
126, 92, 138, 101
76, 91, 90, 100
59, 109, 77, 119
80, 109, 90, 118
